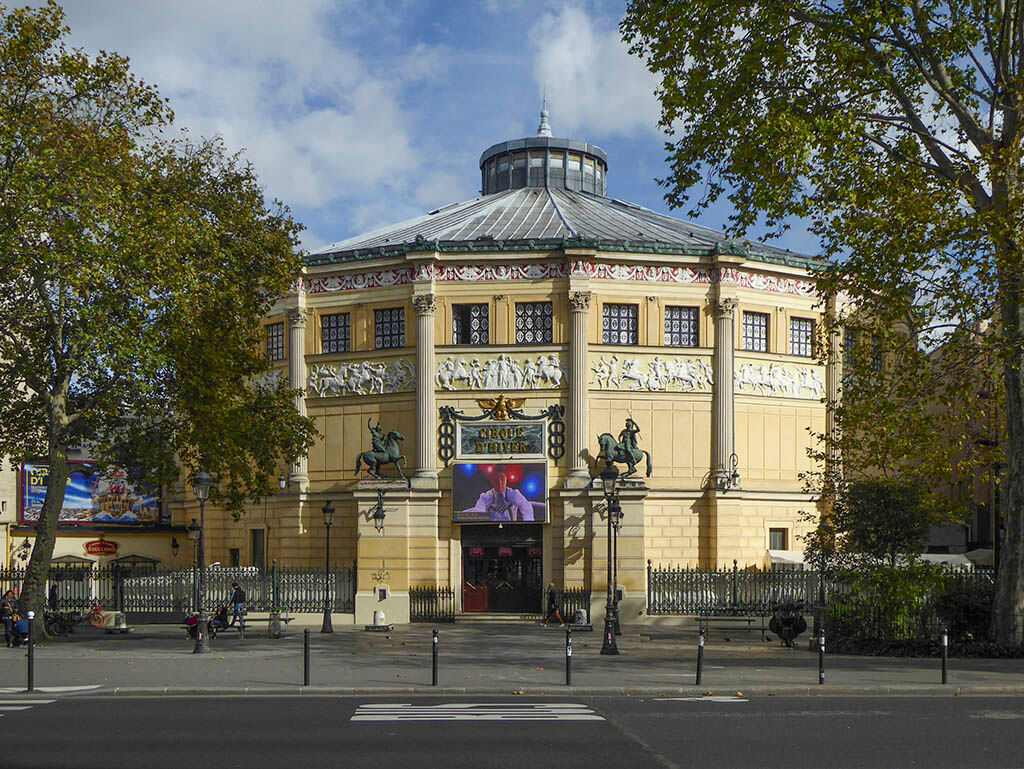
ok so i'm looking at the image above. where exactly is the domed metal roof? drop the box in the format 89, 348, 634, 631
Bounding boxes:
308, 110, 817, 269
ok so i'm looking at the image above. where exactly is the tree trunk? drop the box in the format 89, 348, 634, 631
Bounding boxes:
992, 245, 1024, 646
18, 404, 71, 636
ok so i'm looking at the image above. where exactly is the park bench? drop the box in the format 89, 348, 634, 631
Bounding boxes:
696, 613, 766, 641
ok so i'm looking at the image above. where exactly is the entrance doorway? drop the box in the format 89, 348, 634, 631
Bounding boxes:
462, 524, 542, 613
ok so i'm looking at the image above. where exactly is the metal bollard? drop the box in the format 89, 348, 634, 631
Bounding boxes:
26, 611, 34, 693
941, 627, 948, 684
565, 627, 572, 686
432, 629, 439, 687
696, 628, 705, 686
818, 630, 825, 685
303, 628, 310, 686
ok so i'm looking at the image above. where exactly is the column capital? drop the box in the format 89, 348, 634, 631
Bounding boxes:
711, 297, 738, 319
285, 307, 307, 328
412, 293, 437, 316
569, 290, 592, 313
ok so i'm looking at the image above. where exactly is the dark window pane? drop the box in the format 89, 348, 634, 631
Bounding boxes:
602, 304, 639, 345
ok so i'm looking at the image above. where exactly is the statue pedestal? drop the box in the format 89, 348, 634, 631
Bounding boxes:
344, 480, 441, 625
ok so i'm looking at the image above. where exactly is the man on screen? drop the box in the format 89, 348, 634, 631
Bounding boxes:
463, 471, 534, 522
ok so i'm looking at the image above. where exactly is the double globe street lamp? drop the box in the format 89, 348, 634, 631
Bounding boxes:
191, 469, 214, 654
600, 463, 621, 655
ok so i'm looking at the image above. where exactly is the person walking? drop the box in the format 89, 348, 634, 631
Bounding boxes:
544, 582, 564, 626
229, 582, 246, 629
1, 589, 16, 648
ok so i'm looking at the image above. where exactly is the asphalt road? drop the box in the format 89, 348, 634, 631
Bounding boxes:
3, 694, 1024, 769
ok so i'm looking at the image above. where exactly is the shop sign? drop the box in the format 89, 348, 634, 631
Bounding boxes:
457, 421, 545, 459
84, 538, 119, 556
497, 547, 512, 557
468, 547, 484, 556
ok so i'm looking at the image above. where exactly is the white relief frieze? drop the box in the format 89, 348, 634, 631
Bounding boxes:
590, 354, 713, 392
735, 362, 824, 399
307, 358, 415, 397
435, 354, 567, 391
303, 263, 815, 297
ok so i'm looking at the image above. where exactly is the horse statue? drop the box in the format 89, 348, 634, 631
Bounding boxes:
596, 418, 652, 478
355, 421, 409, 487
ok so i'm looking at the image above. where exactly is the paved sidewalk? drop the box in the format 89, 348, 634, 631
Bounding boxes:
2, 621, 1023, 697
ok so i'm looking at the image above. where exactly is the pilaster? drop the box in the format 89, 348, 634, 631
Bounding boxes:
285, 306, 309, 492
567, 289, 592, 487
711, 296, 738, 486
412, 291, 438, 490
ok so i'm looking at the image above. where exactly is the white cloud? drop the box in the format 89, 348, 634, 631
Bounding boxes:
57, 0, 443, 212
530, 5, 661, 138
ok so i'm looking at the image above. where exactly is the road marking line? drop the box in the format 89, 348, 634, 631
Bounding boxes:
352, 703, 604, 722
664, 697, 749, 703
0, 685, 99, 694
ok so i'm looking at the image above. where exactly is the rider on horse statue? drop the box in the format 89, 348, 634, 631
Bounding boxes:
597, 418, 652, 478
356, 419, 409, 487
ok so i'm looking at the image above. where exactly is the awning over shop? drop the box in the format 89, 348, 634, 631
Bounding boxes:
768, 549, 806, 567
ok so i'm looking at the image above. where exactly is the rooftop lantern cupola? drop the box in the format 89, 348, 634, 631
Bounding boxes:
479, 105, 608, 196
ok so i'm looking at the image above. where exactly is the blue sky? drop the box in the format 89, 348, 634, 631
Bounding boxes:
57, 0, 819, 256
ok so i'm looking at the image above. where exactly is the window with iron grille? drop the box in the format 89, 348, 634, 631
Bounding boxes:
871, 334, 884, 371
789, 317, 814, 357
844, 328, 857, 366
514, 301, 553, 344
452, 303, 489, 345
266, 322, 284, 361
664, 306, 698, 347
374, 307, 406, 349
742, 312, 769, 352
769, 528, 788, 550
603, 303, 639, 345
321, 313, 351, 353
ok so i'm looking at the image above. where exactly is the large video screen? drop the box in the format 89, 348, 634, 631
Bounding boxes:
453, 462, 547, 524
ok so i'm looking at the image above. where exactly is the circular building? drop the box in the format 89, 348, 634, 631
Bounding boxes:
200, 109, 832, 624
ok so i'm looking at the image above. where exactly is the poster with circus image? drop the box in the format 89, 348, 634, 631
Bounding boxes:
20, 461, 161, 525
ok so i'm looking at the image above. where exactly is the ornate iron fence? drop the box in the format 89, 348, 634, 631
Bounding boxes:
647, 560, 819, 616
410, 586, 456, 622
0, 563, 356, 614
562, 587, 591, 623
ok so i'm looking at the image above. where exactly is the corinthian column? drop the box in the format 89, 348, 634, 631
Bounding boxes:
412, 292, 438, 488
286, 307, 309, 491
711, 297, 738, 487
567, 290, 591, 487
825, 293, 842, 475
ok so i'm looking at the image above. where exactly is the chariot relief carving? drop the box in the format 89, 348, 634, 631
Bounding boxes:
306, 358, 415, 397
435, 354, 567, 391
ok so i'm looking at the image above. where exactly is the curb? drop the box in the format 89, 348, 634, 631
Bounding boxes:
60, 683, 1024, 698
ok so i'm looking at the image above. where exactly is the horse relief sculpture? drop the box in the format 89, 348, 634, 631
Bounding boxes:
596, 418, 652, 479
307, 358, 414, 397
435, 354, 567, 391
735, 362, 824, 398
590, 355, 713, 393
356, 419, 409, 487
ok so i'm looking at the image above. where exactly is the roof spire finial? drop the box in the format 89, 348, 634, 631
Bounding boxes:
537, 87, 553, 138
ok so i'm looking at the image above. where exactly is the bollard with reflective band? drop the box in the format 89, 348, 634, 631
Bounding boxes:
432, 629, 439, 686
941, 628, 948, 684
565, 627, 572, 686
818, 631, 825, 685
26, 611, 34, 692
696, 628, 705, 686
303, 629, 310, 686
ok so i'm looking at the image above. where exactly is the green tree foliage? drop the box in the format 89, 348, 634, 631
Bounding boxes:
835, 480, 934, 568
0, 3, 317, 621
623, 1, 1022, 644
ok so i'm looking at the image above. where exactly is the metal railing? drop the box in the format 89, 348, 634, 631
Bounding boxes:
647, 560, 818, 616
561, 587, 591, 623
410, 586, 456, 623
0, 563, 357, 615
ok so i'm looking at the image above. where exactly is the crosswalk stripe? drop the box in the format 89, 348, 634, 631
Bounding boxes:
352, 703, 604, 722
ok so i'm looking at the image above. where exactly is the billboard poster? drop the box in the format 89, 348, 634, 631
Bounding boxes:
21, 462, 161, 526
452, 462, 547, 524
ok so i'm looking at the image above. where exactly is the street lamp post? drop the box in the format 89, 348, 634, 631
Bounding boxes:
599, 463, 620, 655
321, 500, 335, 634
191, 469, 213, 654
186, 518, 200, 613
611, 496, 622, 636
